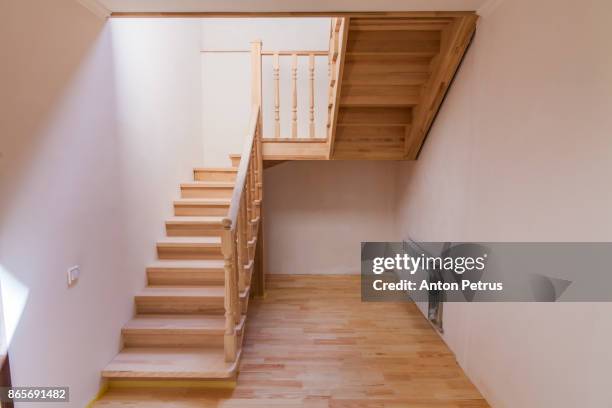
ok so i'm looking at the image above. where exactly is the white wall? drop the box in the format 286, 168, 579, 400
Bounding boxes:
0, 1, 128, 406
0, 3, 204, 407
110, 17, 204, 292
264, 161, 397, 275
201, 18, 330, 167
394, 0, 612, 406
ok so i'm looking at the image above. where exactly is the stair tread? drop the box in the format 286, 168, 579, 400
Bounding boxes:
147, 260, 224, 269
193, 167, 238, 172
123, 315, 225, 332
123, 314, 246, 332
102, 347, 239, 379
138, 286, 250, 298
166, 216, 224, 224
174, 198, 231, 203
137, 286, 225, 297
181, 182, 234, 187
157, 236, 221, 244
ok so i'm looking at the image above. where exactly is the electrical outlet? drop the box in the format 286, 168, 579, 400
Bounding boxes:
67, 266, 80, 287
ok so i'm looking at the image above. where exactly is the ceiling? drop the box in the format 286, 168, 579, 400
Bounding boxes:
91, 0, 489, 14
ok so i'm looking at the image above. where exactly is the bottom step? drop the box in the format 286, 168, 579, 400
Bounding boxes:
122, 315, 247, 348
102, 348, 241, 380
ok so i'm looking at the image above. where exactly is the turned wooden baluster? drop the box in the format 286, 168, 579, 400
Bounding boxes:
221, 222, 238, 362
245, 159, 252, 241
308, 53, 315, 138
243, 194, 250, 285
237, 194, 246, 293
250, 148, 257, 227
232, 230, 240, 322
273, 52, 280, 138
291, 53, 298, 138
247, 152, 255, 263
255, 122, 263, 215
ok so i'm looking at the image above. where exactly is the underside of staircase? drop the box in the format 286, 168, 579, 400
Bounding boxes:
102, 155, 252, 384
328, 15, 477, 160
257, 13, 478, 161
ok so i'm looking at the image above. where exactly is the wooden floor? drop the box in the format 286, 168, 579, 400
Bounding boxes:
94, 275, 489, 407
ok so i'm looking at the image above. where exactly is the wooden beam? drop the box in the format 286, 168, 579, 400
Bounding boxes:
110, 11, 477, 18
326, 17, 350, 159
404, 14, 478, 159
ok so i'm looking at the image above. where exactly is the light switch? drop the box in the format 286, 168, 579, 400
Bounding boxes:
67, 266, 80, 287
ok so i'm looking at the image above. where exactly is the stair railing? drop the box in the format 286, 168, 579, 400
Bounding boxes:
254, 19, 344, 140
220, 40, 263, 363
221, 105, 262, 362
326, 18, 344, 138
260, 50, 328, 140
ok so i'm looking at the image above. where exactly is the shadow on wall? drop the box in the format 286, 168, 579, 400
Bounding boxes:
0, 0, 118, 351
0, 0, 111, 222
0, 1, 125, 406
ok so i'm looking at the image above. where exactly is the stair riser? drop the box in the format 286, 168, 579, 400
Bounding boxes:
123, 331, 224, 348
174, 204, 229, 216
181, 187, 233, 199
194, 171, 237, 182
166, 223, 223, 237
157, 245, 223, 260
147, 269, 224, 286
135, 297, 224, 314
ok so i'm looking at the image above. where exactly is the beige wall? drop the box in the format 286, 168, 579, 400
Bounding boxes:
0, 3, 204, 407
0, 2, 128, 406
109, 17, 205, 293
394, 0, 612, 406
264, 161, 397, 275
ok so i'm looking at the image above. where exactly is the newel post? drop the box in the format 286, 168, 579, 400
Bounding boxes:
250, 40, 262, 108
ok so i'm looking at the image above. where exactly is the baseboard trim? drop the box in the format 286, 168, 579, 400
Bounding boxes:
107, 379, 237, 389
85, 380, 109, 408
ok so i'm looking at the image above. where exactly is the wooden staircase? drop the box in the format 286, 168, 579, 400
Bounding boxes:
101, 109, 263, 385
202, 15, 477, 163
328, 14, 478, 160
96, 12, 478, 399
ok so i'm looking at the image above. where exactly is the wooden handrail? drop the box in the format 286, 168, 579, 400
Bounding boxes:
224, 105, 260, 232
262, 50, 328, 56
326, 17, 349, 158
